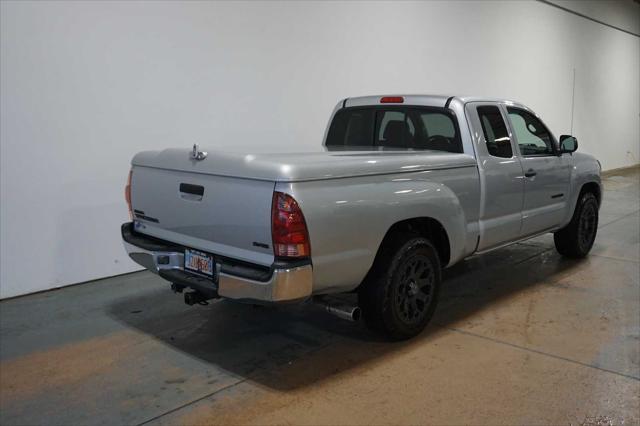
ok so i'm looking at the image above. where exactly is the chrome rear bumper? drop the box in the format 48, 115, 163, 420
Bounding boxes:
121, 223, 312, 303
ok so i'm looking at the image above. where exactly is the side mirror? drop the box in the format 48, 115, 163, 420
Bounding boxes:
559, 135, 578, 153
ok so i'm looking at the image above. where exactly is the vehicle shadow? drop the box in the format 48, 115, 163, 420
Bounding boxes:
108, 240, 580, 392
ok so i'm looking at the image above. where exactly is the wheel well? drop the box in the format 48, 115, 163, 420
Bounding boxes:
377, 218, 451, 266
580, 182, 601, 206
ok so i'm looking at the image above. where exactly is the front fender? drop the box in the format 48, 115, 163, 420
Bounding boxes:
561, 153, 602, 227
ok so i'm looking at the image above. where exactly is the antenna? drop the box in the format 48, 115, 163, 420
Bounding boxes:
570, 68, 576, 135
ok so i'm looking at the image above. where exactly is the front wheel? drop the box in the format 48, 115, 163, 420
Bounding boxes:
359, 235, 441, 340
554, 192, 599, 258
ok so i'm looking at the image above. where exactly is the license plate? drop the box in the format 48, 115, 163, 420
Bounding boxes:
184, 249, 215, 277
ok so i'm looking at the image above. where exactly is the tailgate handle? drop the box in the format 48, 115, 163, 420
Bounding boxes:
179, 183, 204, 200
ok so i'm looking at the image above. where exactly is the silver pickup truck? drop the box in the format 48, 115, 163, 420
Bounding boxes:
122, 95, 601, 339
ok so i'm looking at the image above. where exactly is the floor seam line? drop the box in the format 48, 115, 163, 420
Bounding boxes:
439, 325, 640, 382
598, 209, 640, 229
589, 253, 639, 263
135, 378, 249, 426
540, 280, 637, 302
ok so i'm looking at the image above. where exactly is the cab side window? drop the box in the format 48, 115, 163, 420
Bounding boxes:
507, 107, 555, 156
477, 106, 512, 158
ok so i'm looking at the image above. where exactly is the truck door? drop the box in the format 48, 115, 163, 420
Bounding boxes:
504, 106, 572, 236
466, 102, 524, 251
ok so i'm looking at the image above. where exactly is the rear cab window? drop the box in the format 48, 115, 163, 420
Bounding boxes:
326, 106, 463, 153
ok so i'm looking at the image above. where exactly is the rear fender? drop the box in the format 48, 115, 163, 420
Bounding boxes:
279, 173, 470, 295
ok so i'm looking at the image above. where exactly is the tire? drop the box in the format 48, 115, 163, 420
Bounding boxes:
359, 234, 441, 340
554, 192, 599, 258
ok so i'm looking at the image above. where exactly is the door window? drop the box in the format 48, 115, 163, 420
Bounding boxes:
477, 106, 512, 158
507, 107, 555, 156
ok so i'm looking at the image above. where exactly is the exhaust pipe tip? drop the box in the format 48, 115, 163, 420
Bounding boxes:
314, 297, 361, 322
352, 306, 362, 322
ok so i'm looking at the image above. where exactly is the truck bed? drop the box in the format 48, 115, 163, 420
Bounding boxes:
132, 148, 478, 182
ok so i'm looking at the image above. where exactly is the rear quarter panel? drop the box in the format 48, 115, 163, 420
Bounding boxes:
281, 165, 480, 295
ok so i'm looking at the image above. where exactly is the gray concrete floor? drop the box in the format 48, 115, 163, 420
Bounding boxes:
1, 168, 638, 426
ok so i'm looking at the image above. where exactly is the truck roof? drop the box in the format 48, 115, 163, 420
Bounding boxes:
344, 95, 524, 109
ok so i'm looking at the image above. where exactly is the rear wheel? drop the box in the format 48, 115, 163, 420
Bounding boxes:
359, 235, 441, 340
554, 192, 599, 258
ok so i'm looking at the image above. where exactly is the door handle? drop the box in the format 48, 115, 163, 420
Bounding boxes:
524, 169, 537, 178
179, 183, 204, 201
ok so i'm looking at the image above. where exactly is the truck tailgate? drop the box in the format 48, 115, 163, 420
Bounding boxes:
130, 166, 275, 266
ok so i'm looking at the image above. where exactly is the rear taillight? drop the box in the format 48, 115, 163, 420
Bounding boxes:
125, 170, 133, 219
271, 192, 310, 259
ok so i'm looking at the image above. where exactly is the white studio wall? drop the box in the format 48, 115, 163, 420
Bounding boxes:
1, 0, 639, 299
